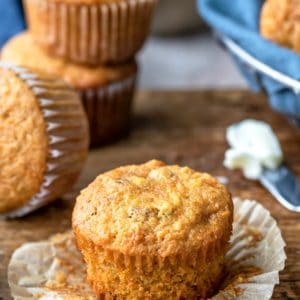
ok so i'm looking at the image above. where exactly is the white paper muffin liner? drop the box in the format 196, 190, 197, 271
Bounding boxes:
24, 0, 158, 65
7, 198, 286, 299
0, 63, 89, 219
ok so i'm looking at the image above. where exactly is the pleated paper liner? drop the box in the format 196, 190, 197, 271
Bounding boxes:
24, 0, 158, 66
80, 75, 136, 147
0, 63, 89, 219
8, 198, 286, 299
74, 223, 229, 298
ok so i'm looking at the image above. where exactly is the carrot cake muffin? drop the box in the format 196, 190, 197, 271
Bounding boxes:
24, 0, 158, 65
261, 0, 300, 52
72, 160, 233, 299
0, 63, 89, 218
2, 32, 137, 147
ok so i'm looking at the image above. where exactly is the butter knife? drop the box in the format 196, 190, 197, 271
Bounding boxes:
260, 165, 300, 213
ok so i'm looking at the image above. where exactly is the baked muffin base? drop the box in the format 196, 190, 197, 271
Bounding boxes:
80, 75, 136, 147
89, 253, 224, 299
24, 0, 158, 65
75, 226, 228, 299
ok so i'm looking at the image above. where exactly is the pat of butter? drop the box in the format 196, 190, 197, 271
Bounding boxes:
224, 119, 283, 180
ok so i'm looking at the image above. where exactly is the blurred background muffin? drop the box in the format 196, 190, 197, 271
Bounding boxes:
260, 0, 300, 52
73, 160, 233, 299
1, 32, 137, 147
23, 0, 158, 65
0, 63, 89, 218
0, 0, 246, 91
1, 0, 159, 148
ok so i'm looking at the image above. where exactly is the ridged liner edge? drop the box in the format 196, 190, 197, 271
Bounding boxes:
25, 0, 158, 65
80, 74, 137, 147
0, 62, 89, 219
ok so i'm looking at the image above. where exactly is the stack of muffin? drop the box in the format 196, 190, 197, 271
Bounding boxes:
1, 0, 158, 147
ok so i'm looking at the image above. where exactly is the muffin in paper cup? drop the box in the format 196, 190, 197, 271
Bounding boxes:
1, 32, 137, 147
80, 74, 136, 146
23, 0, 158, 65
72, 160, 234, 299
0, 62, 89, 219
7, 198, 286, 299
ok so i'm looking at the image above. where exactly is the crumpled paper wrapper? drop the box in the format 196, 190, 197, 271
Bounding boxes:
8, 198, 286, 300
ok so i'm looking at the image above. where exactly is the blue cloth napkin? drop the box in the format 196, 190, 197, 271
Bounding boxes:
0, 0, 25, 47
198, 0, 300, 117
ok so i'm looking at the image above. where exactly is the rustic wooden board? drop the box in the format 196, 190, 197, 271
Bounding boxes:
0, 90, 300, 299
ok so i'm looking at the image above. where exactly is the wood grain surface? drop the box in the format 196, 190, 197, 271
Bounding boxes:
0, 91, 299, 299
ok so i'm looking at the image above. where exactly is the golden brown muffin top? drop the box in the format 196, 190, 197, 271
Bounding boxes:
1, 32, 137, 90
0, 67, 48, 213
73, 160, 233, 257
260, 0, 300, 52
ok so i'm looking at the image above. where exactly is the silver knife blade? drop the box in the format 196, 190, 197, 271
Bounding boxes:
260, 165, 300, 213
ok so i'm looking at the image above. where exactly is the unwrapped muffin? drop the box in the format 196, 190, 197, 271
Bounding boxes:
1, 32, 137, 146
260, 0, 300, 52
72, 160, 233, 299
0, 63, 89, 218
24, 0, 158, 65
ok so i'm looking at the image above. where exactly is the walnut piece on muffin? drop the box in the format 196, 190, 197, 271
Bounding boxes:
260, 0, 300, 52
73, 160, 233, 299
